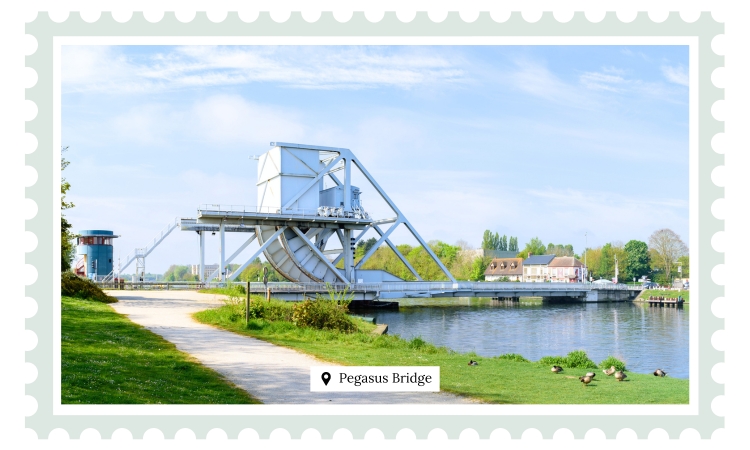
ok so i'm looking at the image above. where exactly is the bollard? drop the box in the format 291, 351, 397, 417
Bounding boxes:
245, 281, 250, 325
267, 288, 271, 302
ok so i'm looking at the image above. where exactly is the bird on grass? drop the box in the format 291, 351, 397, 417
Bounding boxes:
579, 375, 593, 386
654, 369, 667, 377
551, 365, 563, 373
468, 360, 478, 366
614, 371, 627, 382
603, 366, 616, 376
585, 372, 596, 378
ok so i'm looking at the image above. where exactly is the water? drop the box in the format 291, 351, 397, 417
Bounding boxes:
368, 298, 689, 379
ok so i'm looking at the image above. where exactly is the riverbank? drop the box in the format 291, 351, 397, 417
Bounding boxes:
635, 289, 690, 303
194, 303, 689, 404
61, 296, 260, 404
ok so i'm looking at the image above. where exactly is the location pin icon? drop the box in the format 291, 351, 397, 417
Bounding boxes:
321, 372, 331, 386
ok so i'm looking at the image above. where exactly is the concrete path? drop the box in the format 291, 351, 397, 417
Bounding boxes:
109, 290, 475, 404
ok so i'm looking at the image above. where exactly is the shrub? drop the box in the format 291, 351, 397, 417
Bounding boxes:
496, 353, 530, 363
538, 350, 597, 369
408, 336, 428, 350
599, 356, 627, 372
61, 272, 116, 303
565, 350, 597, 369
291, 299, 356, 333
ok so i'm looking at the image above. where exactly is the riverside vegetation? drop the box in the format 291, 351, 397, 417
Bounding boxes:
194, 287, 688, 404
61, 275, 259, 404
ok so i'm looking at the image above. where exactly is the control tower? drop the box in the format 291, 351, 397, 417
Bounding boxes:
74, 230, 119, 280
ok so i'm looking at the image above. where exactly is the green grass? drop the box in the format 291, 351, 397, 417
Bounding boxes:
61, 296, 260, 404
194, 304, 689, 404
639, 289, 690, 302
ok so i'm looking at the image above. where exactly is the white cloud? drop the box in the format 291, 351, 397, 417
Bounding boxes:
62, 45, 470, 93
108, 94, 307, 147
661, 65, 689, 86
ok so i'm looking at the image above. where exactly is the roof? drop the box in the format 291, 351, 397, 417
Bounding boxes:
523, 255, 555, 265
548, 256, 584, 268
484, 258, 524, 276
78, 230, 118, 237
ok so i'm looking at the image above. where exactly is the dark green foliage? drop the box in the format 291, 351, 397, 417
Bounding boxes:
599, 356, 627, 372
623, 240, 651, 281
356, 237, 378, 257
408, 336, 428, 350
482, 230, 502, 250
508, 236, 518, 252
538, 350, 597, 369
496, 353, 530, 363
61, 272, 116, 303
292, 299, 357, 333
61, 147, 76, 272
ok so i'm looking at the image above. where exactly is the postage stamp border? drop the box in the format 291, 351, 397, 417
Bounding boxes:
25, 11, 724, 439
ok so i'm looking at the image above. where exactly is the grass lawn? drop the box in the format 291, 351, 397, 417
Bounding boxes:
194, 303, 689, 404
62, 296, 260, 404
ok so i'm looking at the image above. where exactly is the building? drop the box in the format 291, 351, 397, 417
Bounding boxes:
522, 254, 556, 282
74, 230, 119, 280
547, 256, 584, 283
191, 264, 220, 281
484, 258, 523, 281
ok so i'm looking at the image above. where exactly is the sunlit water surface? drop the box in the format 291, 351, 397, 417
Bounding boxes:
367, 298, 689, 379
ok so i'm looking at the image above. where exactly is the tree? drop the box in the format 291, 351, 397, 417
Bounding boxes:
481, 230, 501, 250
546, 243, 575, 257
61, 147, 76, 272
517, 237, 545, 259
677, 255, 689, 278
599, 243, 614, 279
509, 236, 518, 252
499, 235, 508, 251
623, 240, 651, 281
648, 229, 688, 282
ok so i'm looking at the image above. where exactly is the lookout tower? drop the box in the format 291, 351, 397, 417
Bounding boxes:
74, 230, 119, 280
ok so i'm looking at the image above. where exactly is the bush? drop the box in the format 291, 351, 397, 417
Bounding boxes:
565, 350, 597, 369
599, 356, 627, 372
61, 272, 116, 303
538, 350, 597, 369
291, 299, 356, 333
408, 336, 428, 350
496, 353, 530, 363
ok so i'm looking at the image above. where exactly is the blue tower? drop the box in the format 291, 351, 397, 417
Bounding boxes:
75, 230, 119, 280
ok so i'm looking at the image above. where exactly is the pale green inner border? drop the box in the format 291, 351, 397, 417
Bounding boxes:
25, 11, 724, 439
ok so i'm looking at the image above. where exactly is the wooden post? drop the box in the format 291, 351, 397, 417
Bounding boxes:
245, 281, 250, 325
266, 287, 271, 302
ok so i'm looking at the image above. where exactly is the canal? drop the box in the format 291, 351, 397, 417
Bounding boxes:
367, 298, 689, 379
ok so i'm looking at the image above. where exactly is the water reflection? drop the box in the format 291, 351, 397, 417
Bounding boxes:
368, 299, 689, 379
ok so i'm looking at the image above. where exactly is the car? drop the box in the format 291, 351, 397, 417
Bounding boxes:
592, 279, 614, 285
642, 282, 659, 289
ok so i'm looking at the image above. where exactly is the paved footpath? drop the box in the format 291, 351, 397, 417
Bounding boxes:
109, 290, 475, 404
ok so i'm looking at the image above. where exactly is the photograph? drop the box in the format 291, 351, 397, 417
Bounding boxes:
59, 43, 691, 406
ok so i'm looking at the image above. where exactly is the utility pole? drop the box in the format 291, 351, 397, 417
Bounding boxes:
584, 232, 588, 284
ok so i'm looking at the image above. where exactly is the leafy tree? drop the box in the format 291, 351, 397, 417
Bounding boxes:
61, 147, 76, 272
499, 235, 508, 251
546, 243, 575, 257
481, 230, 501, 250
470, 256, 492, 281
623, 240, 651, 281
677, 255, 689, 278
517, 237, 545, 259
508, 236, 518, 252
648, 228, 688, 282
355, 237, 378, 258
599, 243, 614, 279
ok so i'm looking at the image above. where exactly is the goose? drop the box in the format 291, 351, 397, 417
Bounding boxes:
468, 360, 478, 366
585, 372, 596, 378
614, 371, 627, 382
579, 375, 593, 386
551, 365, 563, 373
653, 369, 667, 377
603, 366, 616, 376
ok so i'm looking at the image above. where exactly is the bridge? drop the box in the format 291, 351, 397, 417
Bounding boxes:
248, 281, 642, 302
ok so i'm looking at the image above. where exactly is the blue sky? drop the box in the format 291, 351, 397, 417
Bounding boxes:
61, 45, 689, 274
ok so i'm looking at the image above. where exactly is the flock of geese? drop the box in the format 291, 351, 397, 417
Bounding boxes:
555, 364, 668, 386
466, 360, 669, 386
